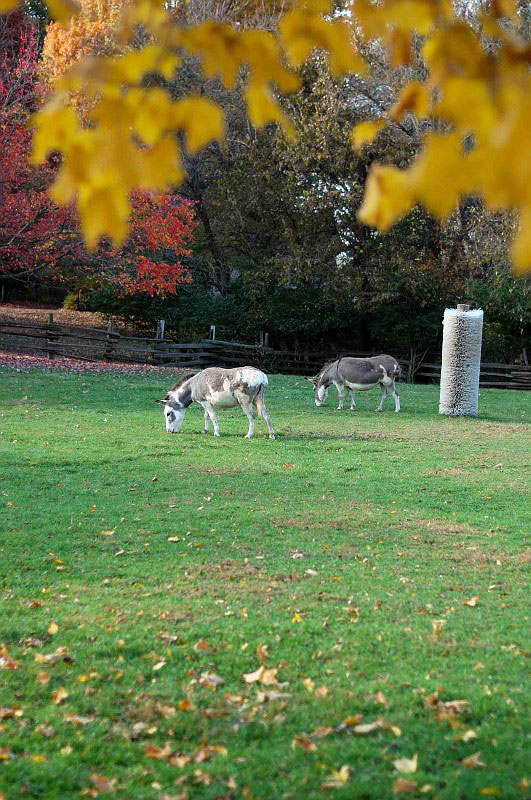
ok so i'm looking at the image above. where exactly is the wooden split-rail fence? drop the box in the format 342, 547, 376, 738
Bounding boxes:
0, 314, 529, 390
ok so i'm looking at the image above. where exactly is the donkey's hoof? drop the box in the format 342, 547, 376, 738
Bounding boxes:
375, 407, 383, 412
200, 430, 208, 434
214, 432, 221, 437
244, 434, 253, 439
269, 434, 276, 440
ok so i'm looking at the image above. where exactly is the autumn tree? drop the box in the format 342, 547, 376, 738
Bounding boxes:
0, 0, 523, 278
0, 9, 81, 296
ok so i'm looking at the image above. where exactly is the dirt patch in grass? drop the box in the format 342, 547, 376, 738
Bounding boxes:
394, 518, 481, 537
203, 467, 248, 475
467, 548, 531, 565
421, 468, 470, 476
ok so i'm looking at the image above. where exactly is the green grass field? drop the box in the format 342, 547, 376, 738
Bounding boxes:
0, 367, 529, 800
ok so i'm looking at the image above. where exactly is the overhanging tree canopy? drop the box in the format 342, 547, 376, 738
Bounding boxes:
1, 0, 530, 273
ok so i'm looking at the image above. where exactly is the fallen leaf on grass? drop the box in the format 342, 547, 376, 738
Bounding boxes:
462, 752, 485, 768
0, 748, 14, 761
303, 678, 315, 693
153, 661, 166, 671
178, 699, 196, 712
167, 537, 181, 542
65, 713, 95, 725
257, 644, 269, 661
353, 719, 385, 735
193, 769, 212, 785
424, 694, 469, 715
100, 530, 115, 536
51, 687, 68, 704
145, 743, 173, 760
464, 596, 479, 607
315, 686, 329, 698
47, 623, 59, 635
393, 778, 418, 794
311, 726, 333, 739
291, 611, 303, 623
35, 646, 68, 665
375, 691, 388, 707
35, 724, 55, 737
322, 765, 350, 788
0, 654, 19, 670
243, 665, 278, 685
36, 671, 51, 684
168, 753, 191, 768
480, 789, 502, 796
292, 735, 317, 752
393, 754, 418, 774
193, 639, 210, 652
342, 714, 363, 726
0, 706, 23, 720
199, 672, 224, 690
88, 774, 116, 793
256, 689, 291, 703
459, 729, 478, 742
31, 754, 47, 762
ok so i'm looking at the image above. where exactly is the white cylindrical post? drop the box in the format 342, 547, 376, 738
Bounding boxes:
439, 305, 484, 416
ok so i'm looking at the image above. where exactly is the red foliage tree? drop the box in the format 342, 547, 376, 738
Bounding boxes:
0, 10, 81, 292
1, 10, 197, 300
93, 193, 197, 297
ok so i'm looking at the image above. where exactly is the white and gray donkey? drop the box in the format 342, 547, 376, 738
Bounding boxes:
157, 367, 275, 439
307, 355, 401, 412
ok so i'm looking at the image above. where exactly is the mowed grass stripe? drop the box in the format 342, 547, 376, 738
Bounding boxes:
0, 369, 529, 799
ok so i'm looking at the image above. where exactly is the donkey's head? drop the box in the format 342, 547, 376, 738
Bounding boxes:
304, 376, 329, 407
155, 397, 186, 433
156, 371, 196, 433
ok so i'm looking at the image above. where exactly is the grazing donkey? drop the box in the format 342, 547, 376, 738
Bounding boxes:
156, 367, 275, 439
307, 355, 401, 412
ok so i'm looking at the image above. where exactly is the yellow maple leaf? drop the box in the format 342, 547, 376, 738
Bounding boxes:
171, 95, 226, 154
351, 119, 386, 151
79, 181, 130, 249
181, 21, 243, 88
411, 131, 469, 218
245, 81, 295, 139
46, 0, 80, 22
357, 164, 415, 231
390, 82, 430, 122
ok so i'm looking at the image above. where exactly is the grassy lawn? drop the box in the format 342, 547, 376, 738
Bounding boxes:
0, 367, 529, 800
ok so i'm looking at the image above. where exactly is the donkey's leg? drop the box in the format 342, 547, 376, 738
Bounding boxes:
391, 381, 401, 412
201, 409, 210, 434
375, 385, 387, 412
256, 390, 275, 439
348, 389, 356, 410
201, 402, 220, 436
239, 398, 256, 439
333, 381, 344, 410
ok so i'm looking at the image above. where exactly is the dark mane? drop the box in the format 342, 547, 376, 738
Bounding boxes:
165, 372, 198, 399
318, 360, 337, 379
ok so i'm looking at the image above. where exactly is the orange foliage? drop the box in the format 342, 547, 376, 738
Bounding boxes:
41, 0, 124, 89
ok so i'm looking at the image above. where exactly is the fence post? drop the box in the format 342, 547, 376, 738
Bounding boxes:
46, 312, 55, 360
209, 324, 216, 341
104, 319, 116, 362
153, 319, 166, 365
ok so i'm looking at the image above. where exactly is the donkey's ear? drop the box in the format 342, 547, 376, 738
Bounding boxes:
304, 376, 317, 385
155, 399, 166, 405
